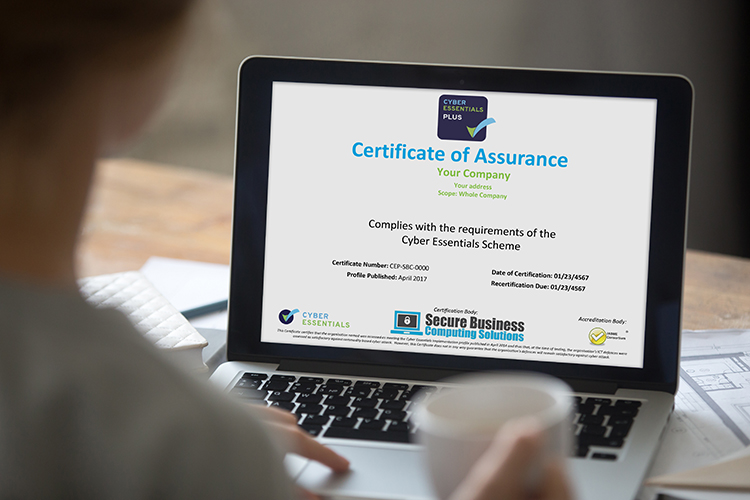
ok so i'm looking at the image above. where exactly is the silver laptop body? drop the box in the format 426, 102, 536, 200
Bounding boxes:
211, 57, 693, 500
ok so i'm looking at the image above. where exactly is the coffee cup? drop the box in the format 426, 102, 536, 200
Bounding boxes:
413, 372, 572, 499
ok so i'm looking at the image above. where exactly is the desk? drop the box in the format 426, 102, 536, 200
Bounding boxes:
77, 158, 233, 277
80, 158, 750, 332
81, 159, 749, 497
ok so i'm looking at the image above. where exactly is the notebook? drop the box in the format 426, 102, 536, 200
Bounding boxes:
210, 57, 693, 500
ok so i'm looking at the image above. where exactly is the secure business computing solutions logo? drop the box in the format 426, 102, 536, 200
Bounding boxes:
437, 94, 496, 142
390, 311, 423, 335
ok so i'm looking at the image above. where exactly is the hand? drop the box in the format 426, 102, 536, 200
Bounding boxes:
251, 405, 350, 473
449, 419, 573, 500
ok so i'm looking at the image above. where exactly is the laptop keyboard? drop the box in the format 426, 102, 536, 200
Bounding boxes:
231, 372, 641, 460
572, 396, 640, 460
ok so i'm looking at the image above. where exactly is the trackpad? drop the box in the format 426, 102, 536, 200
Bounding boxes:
295, 444, 436, 499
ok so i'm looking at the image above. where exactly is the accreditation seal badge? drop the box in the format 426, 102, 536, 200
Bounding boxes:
588, 327, 607, 345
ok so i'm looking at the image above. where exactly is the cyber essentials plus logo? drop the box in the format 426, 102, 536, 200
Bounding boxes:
437, 95, 496, 142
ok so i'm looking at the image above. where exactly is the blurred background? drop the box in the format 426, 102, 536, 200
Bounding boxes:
121, 0, 749, 257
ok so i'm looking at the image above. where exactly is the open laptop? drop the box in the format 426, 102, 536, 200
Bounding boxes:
211, 56, 693, 500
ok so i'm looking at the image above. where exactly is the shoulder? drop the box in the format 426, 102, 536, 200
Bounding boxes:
0, 280, 291, 499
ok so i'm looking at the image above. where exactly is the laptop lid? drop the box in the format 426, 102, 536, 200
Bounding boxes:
228, 57, 692, 395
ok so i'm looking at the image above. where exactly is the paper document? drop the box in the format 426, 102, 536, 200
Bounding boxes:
648, 451, 750, 491
640, 329, 750, 499
140, 257, 230, 330
655, 489, 750, 500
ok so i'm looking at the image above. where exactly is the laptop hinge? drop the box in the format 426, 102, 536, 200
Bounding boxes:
278, 359, 463, 382
278, 360, 621, 393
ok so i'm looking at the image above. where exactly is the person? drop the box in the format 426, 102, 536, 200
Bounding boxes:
0, 1, 572, 498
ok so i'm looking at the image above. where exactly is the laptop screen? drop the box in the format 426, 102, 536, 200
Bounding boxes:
259, 81, 657, 370
230, 57, 691, 391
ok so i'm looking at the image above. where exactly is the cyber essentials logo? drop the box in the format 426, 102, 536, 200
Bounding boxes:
278, 308, 299, 325
438, 95, 496, 142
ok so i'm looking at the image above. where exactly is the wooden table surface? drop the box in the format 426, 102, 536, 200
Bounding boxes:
78, 158, 750, 332
78, 158, 233, 276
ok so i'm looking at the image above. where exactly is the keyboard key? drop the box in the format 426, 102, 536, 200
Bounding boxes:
296, 404, 323, 415
400, 391, 428, 402
596, 405, 619, 416
411, 385, 437, 392
325, 395, 351, 406
327, 378, 353, 386
573, 445, 589, 458
406, 385, 437, 403
323, 426, 410, 443
591, 453, 617, 460
616, 407, 639, 418
373, 388, 400, 400
299, 377, 324, 384
615, 399, 641, 408
242, 372, 268, 380
291, 382, 318, 393
578, 414, 605, 425
383, 383, 409, 391
588, 398, 612, 406
330, 416, 358, 428
360, 418, 386, 431
303, 415, 330, 426
351, 397, 378, 408
609, 416, 635, 427
388, 421, 411, 433
581, 425, 606, 436
353, 407, 379, 419
231, 388, 267, 400
599, 405, 639, 418
610, 423, 633, 438
579, 435, 624, 448
324, 405, 351, 417
318, 385, 344, 395
354, 380, 381, 388
344, 386, 373, 397
381, 409, 407, 421
263, 380, 292, 391
576, 402, 596, 415
379, 399, 406, 410
300, 424, 323, 437
269, 401, 295, 412
268, 391, 295, 402
271, 374, 297, 382
234, 378, 263, 389
296, 393, 323, 404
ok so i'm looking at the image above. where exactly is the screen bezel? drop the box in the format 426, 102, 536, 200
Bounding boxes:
228, 56, 692, 394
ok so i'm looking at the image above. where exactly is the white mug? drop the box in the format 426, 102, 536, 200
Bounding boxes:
413, 372, 573, 500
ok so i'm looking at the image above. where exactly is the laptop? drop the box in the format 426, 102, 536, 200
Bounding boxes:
211, 56, 693, 500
